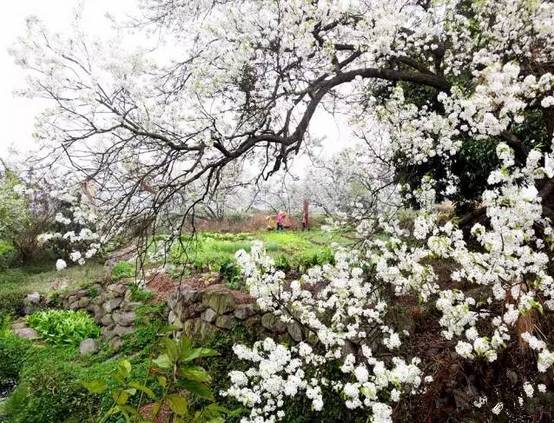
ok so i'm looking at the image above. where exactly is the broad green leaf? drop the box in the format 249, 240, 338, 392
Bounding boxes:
182, 347, 219, 362
153, 353, 172, 369
82, 380, 108, 394
118, 359, 132, 378
114, 390, 130, 405
166, 394, 188, 416
129, 381, 156, 399
161, 337, 179, 361
179, 365, 212, 383
180, 380, 214, 401
157, 375, 168, 388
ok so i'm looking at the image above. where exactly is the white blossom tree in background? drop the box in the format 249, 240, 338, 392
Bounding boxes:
11, 0, 554, 421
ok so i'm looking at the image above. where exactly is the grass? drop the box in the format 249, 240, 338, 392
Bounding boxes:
0, 261, 106, 316
166, 229, 350, 272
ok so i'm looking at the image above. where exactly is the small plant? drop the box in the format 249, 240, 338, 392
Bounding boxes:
84, 336, 239, 422
111, 261, 135, 281
26, 309, 100, 346
129, 283, 154, 302
219, 258, 243, 290
0, 240, 17, 271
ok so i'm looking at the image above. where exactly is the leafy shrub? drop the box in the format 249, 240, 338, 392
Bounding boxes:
128, 283, 153, 302
26, 309, 100, 346
0, 318, 32, 380
219, 258, 243, 290
111, 260, 135, 280
0, 290, 28, 317
3, 344, 117, 423
84, 336, 237, 422
274, 254, 292, 272
0, 240, 17, 271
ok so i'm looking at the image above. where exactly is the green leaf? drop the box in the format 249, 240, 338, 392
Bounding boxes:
114, 390, 130, 405
182, 347, 219, 362
118, 359, 132, 378
166, 394, 188, 416
161, 337, 179, 361
157, 375, 168, 388
153, 353, 172, 369
129, 381, 156, 399
180, 380, 214, 401
179, 365, 212, 383
82, 380, 108, 394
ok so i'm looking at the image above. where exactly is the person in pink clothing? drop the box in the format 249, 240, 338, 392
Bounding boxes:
276, 211, 286, 231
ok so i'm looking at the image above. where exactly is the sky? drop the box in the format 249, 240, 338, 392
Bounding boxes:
0, 1, 352, 164
0, 0, 136, 159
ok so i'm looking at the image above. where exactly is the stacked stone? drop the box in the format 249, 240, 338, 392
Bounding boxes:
59, 282, 141, 350
167, 284, 305, 343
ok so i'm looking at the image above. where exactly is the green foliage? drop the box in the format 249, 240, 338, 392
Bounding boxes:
118, 303, 167, 356
0, 262, 105, 317
84, 336, 237, 423
111, 261, 135, 281
128, 283, 154, 302
26, 309, 100, 346
0, 171, 32, 246
219, 258, 243, 290
165, 230, 345, 283
0, 240, 17, 271
0, 317, 32, 380
1, 340, 120, 423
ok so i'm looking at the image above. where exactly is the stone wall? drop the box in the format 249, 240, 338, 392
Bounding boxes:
58, 282, 142, 350
167, 284, 305, 343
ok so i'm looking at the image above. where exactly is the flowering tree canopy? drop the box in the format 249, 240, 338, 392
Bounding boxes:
12, 0, 554, 421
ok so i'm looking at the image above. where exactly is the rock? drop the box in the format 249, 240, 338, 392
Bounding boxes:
183, 319, 219, 340
101, 325, 115, 339
234, 304, 256, 320
287, 322, 303, 342
24, 292, 41, 304
107, 283, 127, 295
261, 313, 286, 333
170, 286, 201, 306
101, 314, 114, 326
244, 317, 263, 335
123, 301, 142, 311
201, 308, 218, 323
78, 297, 90, 308
103, 298, 123, 313
114, 311, 135, 326
11, 321, 27, 330
13, 327, 38, 340
182, 303, 207, 319
215, 315, 236, 330
112, 324, 134, 337
79, 338, 99, 355
68, 301, 80, 310
201, 288, 236, 314
109, 337, 123, 351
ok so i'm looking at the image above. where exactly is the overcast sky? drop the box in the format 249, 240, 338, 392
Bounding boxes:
0, 1, 351, 163
0, 0, 136, 159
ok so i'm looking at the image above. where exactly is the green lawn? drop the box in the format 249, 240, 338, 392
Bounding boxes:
165, 229, 351, 272
0, 262, 106, 316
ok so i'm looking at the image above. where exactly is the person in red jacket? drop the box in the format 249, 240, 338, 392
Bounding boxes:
276, 211, 286, 231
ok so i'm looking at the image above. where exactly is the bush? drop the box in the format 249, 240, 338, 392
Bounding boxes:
111, 260, 135, 280
219, 258, 243, 289
0, 290, 28, 318
0, 320, 32, 380
0, 240, 17, 271
26, 309, 100, 346
2, 345, 118, 423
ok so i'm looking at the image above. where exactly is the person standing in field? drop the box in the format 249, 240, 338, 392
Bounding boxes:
276, 211, 286, 231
